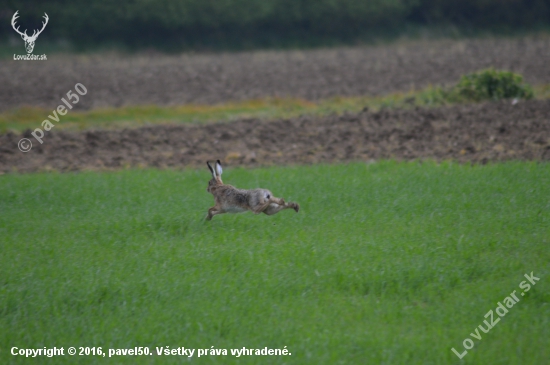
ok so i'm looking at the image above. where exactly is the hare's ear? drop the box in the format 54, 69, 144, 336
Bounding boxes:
207, 161, 216, 177
215, 160, 223, 176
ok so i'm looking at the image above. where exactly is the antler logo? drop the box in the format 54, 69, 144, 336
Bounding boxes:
11, 10, 49, 54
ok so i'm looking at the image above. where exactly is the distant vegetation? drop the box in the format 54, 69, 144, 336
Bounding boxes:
452, 69, 534, 102
419, 69, 536, 105
0, 71, 544, 133
2, 0, 550, 51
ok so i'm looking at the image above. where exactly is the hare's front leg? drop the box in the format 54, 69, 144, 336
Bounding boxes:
206, 206, 225, 220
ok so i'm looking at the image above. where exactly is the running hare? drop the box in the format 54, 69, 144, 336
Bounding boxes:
206, 160, 300, 220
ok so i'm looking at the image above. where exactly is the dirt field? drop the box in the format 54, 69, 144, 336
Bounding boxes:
2, 36, 550, 172
1, 99, 549, 173
1, 36, 550, 111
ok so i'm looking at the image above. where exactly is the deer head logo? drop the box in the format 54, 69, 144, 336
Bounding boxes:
11, 11, 49, 54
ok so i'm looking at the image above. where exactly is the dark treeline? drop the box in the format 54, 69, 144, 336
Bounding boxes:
2, 0, 550, 50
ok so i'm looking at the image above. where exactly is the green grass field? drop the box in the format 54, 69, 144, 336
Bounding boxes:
1, 161, 549, 364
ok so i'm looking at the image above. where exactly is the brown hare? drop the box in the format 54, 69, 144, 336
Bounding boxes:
206, 160, 300, 220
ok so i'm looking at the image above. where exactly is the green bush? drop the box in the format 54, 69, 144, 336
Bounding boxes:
451, 69, 534, 102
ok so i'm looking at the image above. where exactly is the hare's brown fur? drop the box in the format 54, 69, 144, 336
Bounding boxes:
206, 160, 299, 220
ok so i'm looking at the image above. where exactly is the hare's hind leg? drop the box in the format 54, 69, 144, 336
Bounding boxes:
263, 198, 300, 215
251, 195, 281, 214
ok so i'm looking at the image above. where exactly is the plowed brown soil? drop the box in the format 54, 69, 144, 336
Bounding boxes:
1, 37, 550, 111
1, 99, 549, 173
